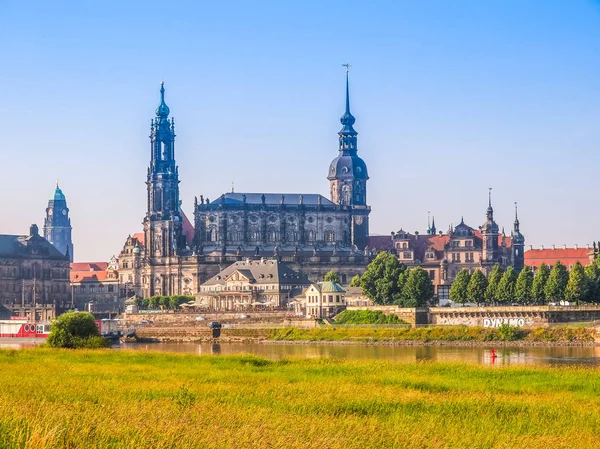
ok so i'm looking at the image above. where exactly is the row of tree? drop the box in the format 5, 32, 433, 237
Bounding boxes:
347, 252, 434, 307
134, 295, 195, 310
450, 259, 600, 304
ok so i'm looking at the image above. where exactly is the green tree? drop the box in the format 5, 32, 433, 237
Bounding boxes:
545, 261, 569, 303
450, 269, 471, 304
584, 262, 600, 303
514, 266, 534, 304
565, 261, 586, 303
402, 267, 434, 307
349, 275, 361, 287
148, 296, 160, 309
496, 266, 518, 303
484, 265, 503, 304
467, 269, 488, 304
360, 252, 407, 305
323, 270, 341, 283
531, 263, 550, 303
47, 312, 109, 349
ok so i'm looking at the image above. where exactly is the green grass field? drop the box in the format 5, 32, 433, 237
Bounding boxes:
0, 349, 599, 448
269, 325, 596, 343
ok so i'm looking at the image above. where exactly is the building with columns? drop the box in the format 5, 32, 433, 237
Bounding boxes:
119, 72, 373, 298
43, 182, 74, 262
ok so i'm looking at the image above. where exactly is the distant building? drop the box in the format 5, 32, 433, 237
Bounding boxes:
70, 256, 121, 313
197, 259, 309, 311
369, 197, 524, 300
43, 182, 74, 262
525, 245, 595, 271
304, 282, 346, 319
344, 286, 373, 307
0, 225, 70, 321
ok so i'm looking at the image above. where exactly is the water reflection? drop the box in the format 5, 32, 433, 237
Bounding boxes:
115, 342, 600, 366
2, 339, 599, 366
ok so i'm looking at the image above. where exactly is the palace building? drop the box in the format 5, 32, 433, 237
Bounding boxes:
0, 224, 71, 321
119, 72, 372, 298
370, 196, 525, 299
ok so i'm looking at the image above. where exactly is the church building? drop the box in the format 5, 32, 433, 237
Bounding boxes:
119, 72, 372, 298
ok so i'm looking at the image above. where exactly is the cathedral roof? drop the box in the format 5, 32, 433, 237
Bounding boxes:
205, 193, 335, 207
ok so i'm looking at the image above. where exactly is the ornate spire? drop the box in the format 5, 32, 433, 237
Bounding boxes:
156, 81, 170, 118
514, 202, 520, 228
486, 187, 494, 220
339, 64, 356, 136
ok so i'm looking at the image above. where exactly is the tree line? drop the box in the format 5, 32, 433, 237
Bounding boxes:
347, 252, 434, 307
134, 295, 194, 310
450, 259, 600, 305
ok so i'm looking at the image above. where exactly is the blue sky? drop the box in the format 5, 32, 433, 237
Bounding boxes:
1, 0, 600, 261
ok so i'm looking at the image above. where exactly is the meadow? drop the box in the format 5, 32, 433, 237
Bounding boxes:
0, 349, 599, 448
269, 325, 596, 343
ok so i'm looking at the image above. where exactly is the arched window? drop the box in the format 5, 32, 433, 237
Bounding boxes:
324, 230, 335, 242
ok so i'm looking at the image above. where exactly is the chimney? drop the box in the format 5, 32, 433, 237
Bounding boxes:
29, 224, 39, 237
587, 244, 590, 249
563, 244, 567, 250
529, 245, 533, 250
575, 244, 578, 250
541, 245, 544, 250
552, 245, 555, 250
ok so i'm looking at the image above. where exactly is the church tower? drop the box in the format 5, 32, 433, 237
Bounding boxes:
327, 66, 370, 249
481, 188, 499, 266
512, 202, 525, 272
144, 82, 184, 260
43, 182, 73, 261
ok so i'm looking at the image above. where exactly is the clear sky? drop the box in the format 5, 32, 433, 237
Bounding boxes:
1, 0, 600, 261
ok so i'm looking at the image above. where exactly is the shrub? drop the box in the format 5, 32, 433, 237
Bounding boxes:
334, 310, 407, 325
496, 324, 522, 341
47, 312, 109, 349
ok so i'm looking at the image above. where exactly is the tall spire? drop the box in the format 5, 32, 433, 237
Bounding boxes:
156, 81, 170, 118
339, 63, 356, 136
514, 202, 520, 230
486, 187, 494, 220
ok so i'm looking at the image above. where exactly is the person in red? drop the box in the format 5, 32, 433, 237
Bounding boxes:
490, 348, 497, 365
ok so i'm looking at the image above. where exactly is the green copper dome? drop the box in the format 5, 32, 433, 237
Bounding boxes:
51, 182, 66, 201
155, 82, 170, 118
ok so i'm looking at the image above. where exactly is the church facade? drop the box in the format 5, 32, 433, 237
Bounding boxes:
119, 73, 372, 298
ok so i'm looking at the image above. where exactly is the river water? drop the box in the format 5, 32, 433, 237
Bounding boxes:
3, 339, 600, 366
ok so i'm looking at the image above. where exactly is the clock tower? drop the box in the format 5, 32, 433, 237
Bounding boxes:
43, 181, 73, 261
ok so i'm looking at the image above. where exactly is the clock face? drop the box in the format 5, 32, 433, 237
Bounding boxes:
48, 210, 53, 216
61, 209, 67, 216
355, 216, 364, 225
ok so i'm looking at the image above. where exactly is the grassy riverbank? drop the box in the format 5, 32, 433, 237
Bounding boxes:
269, 325, 597, 343
1, 349, 600, 448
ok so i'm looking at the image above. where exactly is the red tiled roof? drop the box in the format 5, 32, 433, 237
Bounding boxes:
71, 271, 111, 282
132, 232, 145, 246
70, 262, 108, 272
525, 248, 592, 268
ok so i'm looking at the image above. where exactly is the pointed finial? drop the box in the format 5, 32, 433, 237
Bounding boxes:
339, 64, 356, 132
56, 179, 59, 188
156, 81, 170, 118
488, 187, 492, 207
514, 202, 518, 220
